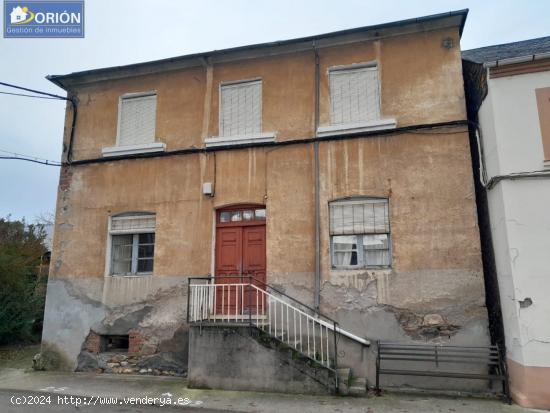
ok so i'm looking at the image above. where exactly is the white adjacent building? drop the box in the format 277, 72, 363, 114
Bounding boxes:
463, 37, 550, 409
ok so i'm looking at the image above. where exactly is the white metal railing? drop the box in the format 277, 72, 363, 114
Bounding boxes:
188, 281, 337, 369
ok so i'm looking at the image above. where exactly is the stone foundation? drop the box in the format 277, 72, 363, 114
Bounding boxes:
77, 350, 186, 376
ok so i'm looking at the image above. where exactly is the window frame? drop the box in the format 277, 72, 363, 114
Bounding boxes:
218, 78, 263, 138
329, 197, 392, 270
115, 91, 158, 148
106, 213, 156, 277
111, 233, 155, 276
328, 62, 382, 126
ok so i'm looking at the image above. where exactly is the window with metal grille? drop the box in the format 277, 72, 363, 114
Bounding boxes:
110, 213, 155, 275
329, 65, 380, 125
117, 93, 157, 146
220, 80, 262, 137
329, 198, 391, 268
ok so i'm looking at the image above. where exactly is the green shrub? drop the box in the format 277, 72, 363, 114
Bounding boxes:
0, 217, 48, 344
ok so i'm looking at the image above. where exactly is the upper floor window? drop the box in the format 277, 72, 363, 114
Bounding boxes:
206, 79, 275, 148
220, 80, 262, 137
103, 92, 165, 157
317, 63, 395, 137
329, 65, 380, 125
117, 92, 157, 146
109, 213, 156, 276
329, 198, 391, 269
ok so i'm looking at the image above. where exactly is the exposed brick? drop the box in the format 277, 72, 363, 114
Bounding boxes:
59, 166, 73, 191
85, 331, 101, 354
128, 330, 141, 354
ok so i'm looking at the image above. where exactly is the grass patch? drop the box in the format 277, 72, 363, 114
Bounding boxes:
0, 344, 40, 369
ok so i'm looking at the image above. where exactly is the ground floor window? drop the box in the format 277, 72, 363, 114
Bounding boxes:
329, 198, 391, 269
109, 213, 155, 276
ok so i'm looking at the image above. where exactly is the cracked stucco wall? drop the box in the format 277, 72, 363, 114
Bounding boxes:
41, 276, 189, 370
43, 132, 489, 386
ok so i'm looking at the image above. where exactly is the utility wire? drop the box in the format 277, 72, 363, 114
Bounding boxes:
0, 90, 62, 100
0, 149, 61, 166
0, 81, 69, 101
0, 156, 61, 166
0, 81, 68, 167
0, 80, 77, 164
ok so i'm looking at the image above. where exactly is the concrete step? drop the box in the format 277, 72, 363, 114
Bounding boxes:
264, 329, 334, 367
336, 368, 352, 396
336, 368, 351, 384
347, 377, 368, 396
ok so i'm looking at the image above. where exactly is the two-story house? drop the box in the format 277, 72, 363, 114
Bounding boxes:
463, 37, 550, 409
42, 10, 491, 393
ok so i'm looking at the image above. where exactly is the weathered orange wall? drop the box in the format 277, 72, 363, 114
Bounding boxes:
68, 67, 206, 160
52, 129, 480, 284
49, 22, 485, 332
61, 28, 465, 161
45, 23, 492, 380
318, 29, 466, 127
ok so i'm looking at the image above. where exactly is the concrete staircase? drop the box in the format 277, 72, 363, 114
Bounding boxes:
188, 325, 336, 394
188, 278, 371, 395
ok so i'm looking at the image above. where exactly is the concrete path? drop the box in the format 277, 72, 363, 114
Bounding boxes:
0, 368, 543, 413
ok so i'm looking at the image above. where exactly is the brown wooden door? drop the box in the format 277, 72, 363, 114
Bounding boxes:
215, 206, 266, 316
242, 225, 266, 311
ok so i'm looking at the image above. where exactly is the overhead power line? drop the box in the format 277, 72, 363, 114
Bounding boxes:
0, 149, 61, 167
0, 156, 61, 166
0, 80, 77, 164
0, 81, 69, 167
0, 90, 62, 100
0, 81, 69, 101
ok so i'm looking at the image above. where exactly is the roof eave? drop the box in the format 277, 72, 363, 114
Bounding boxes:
483, 51, 550, 68
47, 9, 468, 90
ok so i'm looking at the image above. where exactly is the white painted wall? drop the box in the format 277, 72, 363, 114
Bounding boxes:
479, 69, 550, 367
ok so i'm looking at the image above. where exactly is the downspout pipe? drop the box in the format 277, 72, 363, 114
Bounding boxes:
66, 97, 78, 164
313, 42, 321, 311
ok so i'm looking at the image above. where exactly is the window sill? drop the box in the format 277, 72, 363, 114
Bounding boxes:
332, 266, 391, 270
102, 142, 166, 157
544, 160, 550, 169
109, 273, 152, 278
205, 132, 276, 148
316, 119, 397, 137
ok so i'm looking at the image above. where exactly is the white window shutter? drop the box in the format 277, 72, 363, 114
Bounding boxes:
220, 81, 261, 137
329, 67, 380, 125
111, 214, 156, 233
118, 94, 157, 146
330, 198, 389, 235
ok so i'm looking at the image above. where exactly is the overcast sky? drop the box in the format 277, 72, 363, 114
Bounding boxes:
1, 0, 549, 221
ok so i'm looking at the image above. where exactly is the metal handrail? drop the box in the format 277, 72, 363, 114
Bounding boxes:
188, 275, 337, 323
188, 275, 371, 347
187, 281, 337, 372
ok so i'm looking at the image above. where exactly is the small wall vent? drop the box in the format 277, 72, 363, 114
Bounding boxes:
100, 335, 129, 352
